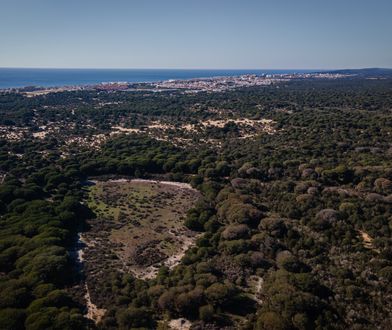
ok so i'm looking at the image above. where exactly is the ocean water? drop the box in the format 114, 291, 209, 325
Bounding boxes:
0, 68, 316, 89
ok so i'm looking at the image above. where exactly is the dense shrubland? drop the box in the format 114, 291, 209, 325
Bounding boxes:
1, 77, 392, 329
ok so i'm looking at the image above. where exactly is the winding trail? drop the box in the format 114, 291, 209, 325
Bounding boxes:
84, 283, 106, 324
76, 233, 107, 323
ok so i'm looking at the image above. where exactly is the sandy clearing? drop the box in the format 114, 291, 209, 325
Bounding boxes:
360, 230, 373, 246
358, 230, 380, 253
181, 124, 198, 132
168, 318, 192, 330
32, 131, 47, 139
111, 126, 142, 135
86, 179, 200, 282
202, 118, 274, 127
148, 121, 173, 130
246, 275, 263, 304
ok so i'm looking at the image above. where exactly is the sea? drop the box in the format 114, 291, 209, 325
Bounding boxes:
0, 68, 317, 89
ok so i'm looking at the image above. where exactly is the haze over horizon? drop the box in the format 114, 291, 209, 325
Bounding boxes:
1, 0, 392, 69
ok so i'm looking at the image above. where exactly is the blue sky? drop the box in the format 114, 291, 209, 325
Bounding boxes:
0, 0, 391, 69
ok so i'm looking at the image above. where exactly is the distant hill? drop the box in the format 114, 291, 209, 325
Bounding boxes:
323, 68, 392, 77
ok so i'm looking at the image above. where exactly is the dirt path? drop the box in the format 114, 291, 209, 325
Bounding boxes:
84, 283, 106, 324
246, 275, 263, 304
164, 235, 199, 268
139, 234, 200, 280
76, 233, 107, 323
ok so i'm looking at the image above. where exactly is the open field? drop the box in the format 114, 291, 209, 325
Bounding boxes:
78, 179, 201, 320
84, 179, 201, 279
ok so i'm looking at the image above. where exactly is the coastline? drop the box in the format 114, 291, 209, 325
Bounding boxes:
0, 68, 318, 90
0, 70, 350, 96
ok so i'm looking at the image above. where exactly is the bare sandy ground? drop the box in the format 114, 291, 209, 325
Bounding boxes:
77, 233, 107, 323
139, 233, 200, 280
111, 126, 142, 135
84, 284, 106, 324
32, 131, 47, 139
246, 275, 263, 304
106, 178, 198, 191
109, 118, 276, 142
359, 230, 373, 248
168, 318, 192, 330
358, 230, 379, 253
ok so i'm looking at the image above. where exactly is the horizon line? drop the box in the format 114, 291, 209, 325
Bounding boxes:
0, 66, 324, 70
1, 66, 391, 71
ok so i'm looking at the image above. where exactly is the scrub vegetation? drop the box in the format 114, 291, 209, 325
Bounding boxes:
1, 75, 392, 329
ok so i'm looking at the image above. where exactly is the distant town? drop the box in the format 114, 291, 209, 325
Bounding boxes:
1, 72, 349, 96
